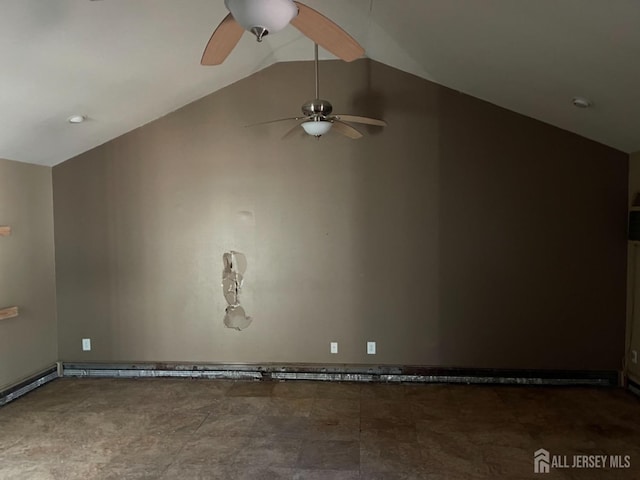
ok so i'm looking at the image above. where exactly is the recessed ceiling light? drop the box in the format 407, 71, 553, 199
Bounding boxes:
572, 97, 592, 108
67, 115, 87, 124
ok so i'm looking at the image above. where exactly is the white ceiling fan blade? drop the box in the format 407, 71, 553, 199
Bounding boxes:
331, 120, 363, 139
291, 2, 365, 62
201, 13, 245, 65
331, 114, 386, 127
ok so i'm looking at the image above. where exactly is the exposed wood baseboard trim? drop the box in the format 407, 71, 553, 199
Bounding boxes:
0, 306, 19, 321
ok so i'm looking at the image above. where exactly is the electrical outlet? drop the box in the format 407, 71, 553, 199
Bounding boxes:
82, 338, 91, 351
330, 342, 338, 354
632, 350, 638, 364
367, 341, 376, 355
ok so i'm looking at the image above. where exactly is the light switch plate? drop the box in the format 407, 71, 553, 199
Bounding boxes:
330, 342, 338, 354
632, 350, 638, 364
82, 338, 91, 351
367, 341, 376, 355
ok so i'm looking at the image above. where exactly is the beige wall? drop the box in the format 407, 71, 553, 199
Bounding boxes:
53, 59, 628, 370
628, 152, 640, 381
0, 159, 57, 390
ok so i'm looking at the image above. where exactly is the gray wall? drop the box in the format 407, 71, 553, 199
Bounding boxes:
53, 59, 628, 370
0, 159, 57, 390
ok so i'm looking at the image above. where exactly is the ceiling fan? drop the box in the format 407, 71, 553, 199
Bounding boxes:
201, 0, 365, 65
249, 43, 387, 139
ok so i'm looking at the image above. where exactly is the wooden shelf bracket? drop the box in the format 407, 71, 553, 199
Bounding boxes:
0, 306, 19, 321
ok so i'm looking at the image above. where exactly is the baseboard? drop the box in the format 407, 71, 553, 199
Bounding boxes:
61, 362, 620, 387
0, 365, 59, 407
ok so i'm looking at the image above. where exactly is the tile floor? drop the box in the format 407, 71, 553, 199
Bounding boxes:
0, 378, 639, 479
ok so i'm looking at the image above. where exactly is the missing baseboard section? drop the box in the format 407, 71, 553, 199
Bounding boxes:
0, 365, 59, 407
61, 363, 620, 387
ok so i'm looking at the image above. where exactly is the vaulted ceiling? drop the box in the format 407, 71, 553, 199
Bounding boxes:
3, 0, 640, 166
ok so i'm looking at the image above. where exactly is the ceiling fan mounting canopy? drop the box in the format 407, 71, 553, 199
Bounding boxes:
224, 0, 297, 42
302, 99, 333, 117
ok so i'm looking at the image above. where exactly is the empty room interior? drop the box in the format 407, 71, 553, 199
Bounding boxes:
2, 1, 640, 479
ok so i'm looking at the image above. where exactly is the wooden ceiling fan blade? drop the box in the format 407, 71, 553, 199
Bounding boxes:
291, 2, 364, 62
332, 114, 386, 127
246, 117, 306, 127
282, 121, 306, 139
332, 120, 363, 139
201, 14, 244, 66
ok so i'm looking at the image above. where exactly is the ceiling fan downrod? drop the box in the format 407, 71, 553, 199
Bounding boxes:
314, 42, 319, 100
302, 43, 333, 119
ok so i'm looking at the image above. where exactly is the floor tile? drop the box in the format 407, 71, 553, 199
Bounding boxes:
360, 438, 425, 473
97, 462, 169, 480
361, 399, 414, 422
144, 411, 208, 436
253, 415, 310, 439
110, 434, 188, 467
173, 435, 249, 466
360, 384, 407, 400
197, 396, 271, 415
218, 466, 294, 480
296, 440, 360, 470
233, 437, 302, 467
314, 382, 361, 399
293, 469, 360, 479
0, 460, 105, 480
273, 382, 318, 398
226, 381, 275, 397
196, 414, 257, 437
306, 417, 360, 441
161, 463, 228, 480
361, 416, 417, 443
310, 398, 359, 418
263, 397, 314, 417
2, 378, 640, 479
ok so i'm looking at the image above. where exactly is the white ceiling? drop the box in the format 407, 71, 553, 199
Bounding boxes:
2, 0, 640, 166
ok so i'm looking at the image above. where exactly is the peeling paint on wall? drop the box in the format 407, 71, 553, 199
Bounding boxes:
222, 251, 252, 330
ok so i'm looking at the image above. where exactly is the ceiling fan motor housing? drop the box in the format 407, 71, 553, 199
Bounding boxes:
302, 99, 333, 118
225, 0, 298, 41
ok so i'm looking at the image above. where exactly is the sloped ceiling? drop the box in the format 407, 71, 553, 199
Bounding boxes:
2, 0, 640, 166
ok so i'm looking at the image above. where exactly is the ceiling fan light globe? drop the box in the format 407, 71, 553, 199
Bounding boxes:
302, 120, 332, 137
225, 0, 298, 35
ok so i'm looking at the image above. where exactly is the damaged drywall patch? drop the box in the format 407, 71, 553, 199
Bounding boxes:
222, 251, 252, 330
